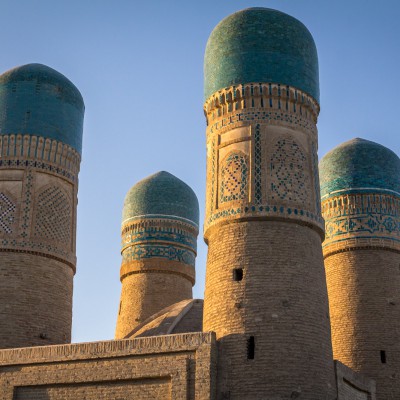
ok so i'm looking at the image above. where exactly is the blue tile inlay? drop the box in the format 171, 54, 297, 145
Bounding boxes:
204, 8, 319, 102
320, 138, 400, 199
0, 64, 84, 154
122, 171, 199, 226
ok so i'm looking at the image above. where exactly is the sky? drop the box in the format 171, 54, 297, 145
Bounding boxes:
0, 0, 399, 343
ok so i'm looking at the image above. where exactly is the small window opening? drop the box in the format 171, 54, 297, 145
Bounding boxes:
381, 350, 387, 364
247, 336, 255, 359
233, 268, 243, 281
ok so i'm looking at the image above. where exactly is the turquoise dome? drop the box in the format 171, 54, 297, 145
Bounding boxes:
0, 63, 84, 153
204, 7, 319, 102
320, 138, 400, 199
122, 171, 199, 226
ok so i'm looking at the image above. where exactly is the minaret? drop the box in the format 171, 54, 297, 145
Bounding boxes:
202, 8, 337, 399
0, 64, 84, 348
320, 138, 400, 399
115, 171, 199, 339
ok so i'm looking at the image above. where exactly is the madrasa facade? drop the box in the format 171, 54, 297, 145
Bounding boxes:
0, 7, 398, 400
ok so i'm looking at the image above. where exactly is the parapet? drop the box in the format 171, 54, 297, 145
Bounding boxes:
0, 332, 216, 399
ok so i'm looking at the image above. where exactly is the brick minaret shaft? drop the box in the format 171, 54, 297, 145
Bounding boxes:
0, 64, 84, 349
321, 140, 400, 399
115, 171, 199, 339
202, 83, 336, 399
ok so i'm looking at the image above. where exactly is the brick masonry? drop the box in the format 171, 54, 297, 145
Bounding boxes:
0, 332, 217, 400
325, 250, 400, 399
0, 135, 80, 349
0, 9, 389, 400
335, 361, 376, 400
202, 78, 337, 398
321, 139, 400, 399
115, 173, 199, 338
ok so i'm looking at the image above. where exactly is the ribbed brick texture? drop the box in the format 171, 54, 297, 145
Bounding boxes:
0, 253, 73, 348
325, 250, 400, 399
204, 221, 336, 399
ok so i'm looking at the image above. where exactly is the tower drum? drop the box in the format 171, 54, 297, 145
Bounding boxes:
115, 171, 199, 339
0, 64, 84, 348
202, 8, 336, 399
320, 138, 400, 399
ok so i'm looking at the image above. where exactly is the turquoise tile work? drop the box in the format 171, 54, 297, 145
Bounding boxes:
0, 64, 84, 154
122, 244, 196, 267
219, 152, 248, 204
121, 171, 199, 267
122, 171, 199, 227
319, 138, 400, 199
204, 8, 319, 102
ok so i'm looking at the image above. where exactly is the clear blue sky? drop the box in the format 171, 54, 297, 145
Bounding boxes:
1, 0, 399, 342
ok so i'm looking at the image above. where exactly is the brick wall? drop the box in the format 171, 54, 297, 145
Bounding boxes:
0, 332, 216, 400
0, 253, 73, 349
0, 135, 80, 349
325, 249, 400, 399
204, 220, 336, 399
115, 268, 193, 338
202, 83, 336, 399
335, 360, 376, 400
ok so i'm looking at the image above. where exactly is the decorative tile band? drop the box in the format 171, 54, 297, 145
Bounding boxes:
121, 217, 198, 267
122, 214, 198, 230
254, 124, 262, 205
322, 193, 400, 252
0, 158, 77, 183
312, 142, 321, 214
210, 137, 216, 213
0, 237, 75, 262
122, 244, 196, 267
204, 203, 324, 237
208, 109, 316, 137
121, 225, 197, 253
0, 134, 80, 178
122, 217, 198, 251
204, 83, 319, 125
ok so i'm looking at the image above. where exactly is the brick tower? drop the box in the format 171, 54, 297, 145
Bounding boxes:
202, 8, 337, 399
0, 64, 84, 348
115, 171, 199, 339
320, 138, 400, 399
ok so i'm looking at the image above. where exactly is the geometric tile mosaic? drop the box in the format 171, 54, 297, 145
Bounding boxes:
0, 192, 16, 234
122, 244, 196, 267
220, 152, 248, 204
270, 138, 308, 204
34, 186, 71, 243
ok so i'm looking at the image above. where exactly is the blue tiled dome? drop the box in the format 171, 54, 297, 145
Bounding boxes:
204, 7, 319, 102
122, 171, 199, 226
0, 63, 84, 153
320, 138, 400, 199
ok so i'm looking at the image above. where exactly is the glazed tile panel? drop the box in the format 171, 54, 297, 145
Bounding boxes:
204, 83, 323, 235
